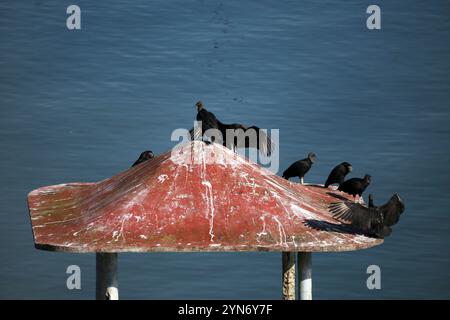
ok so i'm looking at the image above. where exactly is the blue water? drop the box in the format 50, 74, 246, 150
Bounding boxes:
1, 0, 449, 299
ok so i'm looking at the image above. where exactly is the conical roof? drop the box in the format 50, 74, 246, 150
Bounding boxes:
28, 141, 382, 252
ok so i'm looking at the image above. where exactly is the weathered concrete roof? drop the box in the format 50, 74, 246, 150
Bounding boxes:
27, 141, 382, 253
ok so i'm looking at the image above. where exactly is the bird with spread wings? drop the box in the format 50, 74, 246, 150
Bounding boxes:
329, 194, 405, 238
190, 101, 274, 156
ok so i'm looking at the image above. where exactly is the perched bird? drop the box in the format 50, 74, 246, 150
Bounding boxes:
192, 101, 274, 156
368, 194, 375, 208
194, 101, 220, 140
338, 174, 371, 201
131, 150, 154, 167
324, 162, 352, 188
329, 193, 405, 238
282, 153, 317, 184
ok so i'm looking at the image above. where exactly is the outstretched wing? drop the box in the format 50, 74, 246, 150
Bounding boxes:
329, 201, 382, 231
220, 123, 274, 156
247, 126, 274, 156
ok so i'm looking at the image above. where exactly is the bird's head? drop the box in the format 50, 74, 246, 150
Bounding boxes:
140, 150, 154, 160
392, 193, 405, 213
342, 162, 352, 172
364, 174, 372, 183
308, 152, 317, 163
195, 100, 204, 112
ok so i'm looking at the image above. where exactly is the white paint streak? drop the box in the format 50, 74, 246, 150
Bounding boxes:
290, 203, 317, 221
158, 174, 168, 183
170, 140, 253, 168
272, 216, 288, 247
112, 213, 132, 242
198, 146, 216, 243
202, 180, 215, 242
291, 236, 298, 248
256, 214, 269, 242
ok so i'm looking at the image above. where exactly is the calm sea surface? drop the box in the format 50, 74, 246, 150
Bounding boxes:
1, 0, 449, 299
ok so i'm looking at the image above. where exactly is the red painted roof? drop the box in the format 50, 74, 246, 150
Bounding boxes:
27, 141, 382, 252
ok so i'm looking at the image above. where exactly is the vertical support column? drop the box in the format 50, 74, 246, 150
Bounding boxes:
297, 252, 312, 300
282, 252, 296, 300
96, 253, 119, 300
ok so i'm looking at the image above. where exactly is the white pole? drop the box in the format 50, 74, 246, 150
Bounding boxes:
282, 252, 296, 300
297, 252, 312, 300
96, 253, 119, 300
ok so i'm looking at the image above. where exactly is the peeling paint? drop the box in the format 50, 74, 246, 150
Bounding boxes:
27, 141, 383, 253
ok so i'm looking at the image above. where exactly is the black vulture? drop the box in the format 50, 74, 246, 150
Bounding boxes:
338, 174, 371, 201
131, 150, 154, 167
282, 153, 317, 184
324, 162, 352, 188
368, 194, 375, 208
192, 101, 274, 156
195, 101, 220, 139
329, 193, 405, 238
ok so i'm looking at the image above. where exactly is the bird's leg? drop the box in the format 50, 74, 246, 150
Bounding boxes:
358, 195, 364, 204
357, 195, 365, 204
300, 177, 304, 185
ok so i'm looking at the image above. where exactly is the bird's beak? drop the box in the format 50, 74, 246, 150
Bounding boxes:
348, 166, 353, 172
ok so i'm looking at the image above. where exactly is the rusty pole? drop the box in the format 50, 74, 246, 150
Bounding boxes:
96, 253, 119, 300
297, 252, 312, 300
282, 252, 296, 300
